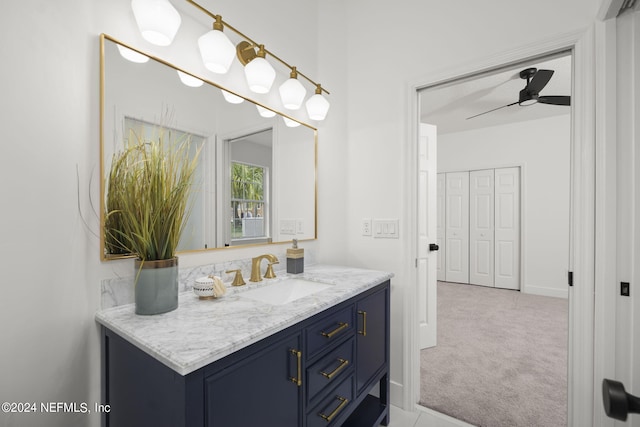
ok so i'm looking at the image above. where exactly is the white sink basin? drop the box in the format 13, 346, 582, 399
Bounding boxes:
239, 278, 333, 305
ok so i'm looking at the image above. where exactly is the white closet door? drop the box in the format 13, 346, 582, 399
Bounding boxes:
469, 169, 495, 287
436, 173, 446, 281
494, 167, 520, 290
445, 172, 469, 283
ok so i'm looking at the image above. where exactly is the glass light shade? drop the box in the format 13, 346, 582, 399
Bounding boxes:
221, 90, 244, 104
279, 78, 307, 110
283, 117, 301, 127
117, 45, 149, 63
177, 70, 203, 87
256, 105, 276, 118
305, 93, 330, 120
197, 29, 235, 74
131, 0, 181, 46
244, 57, 276, 94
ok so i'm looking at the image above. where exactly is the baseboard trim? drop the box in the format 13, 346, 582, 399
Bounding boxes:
416, 404, 475, 426
523, 285, 569, 299
390, 380, 403, 408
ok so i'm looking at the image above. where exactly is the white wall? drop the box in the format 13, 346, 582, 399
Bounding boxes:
438, 115, 571, 298
317, 0, 601, 407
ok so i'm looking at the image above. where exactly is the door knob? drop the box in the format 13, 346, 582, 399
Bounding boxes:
602, 378, 640, 421
429, 243, 439, 251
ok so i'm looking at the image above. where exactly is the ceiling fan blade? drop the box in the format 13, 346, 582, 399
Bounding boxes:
466, 101, 518, 120
538, 95, 571, 106
527, 69, 554, 94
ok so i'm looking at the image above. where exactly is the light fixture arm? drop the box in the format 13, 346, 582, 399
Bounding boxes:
185, 0, 330, 95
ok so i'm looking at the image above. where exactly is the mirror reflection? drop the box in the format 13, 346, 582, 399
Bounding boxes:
101, 35, 317, 259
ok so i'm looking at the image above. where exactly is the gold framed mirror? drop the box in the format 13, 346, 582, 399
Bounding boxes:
100, 34, 317, 260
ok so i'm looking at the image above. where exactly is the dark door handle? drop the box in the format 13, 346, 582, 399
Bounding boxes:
429, 243, 439, 251
603, 378, 640, 421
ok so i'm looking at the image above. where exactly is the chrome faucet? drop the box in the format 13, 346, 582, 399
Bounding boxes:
250, 254, 279, 282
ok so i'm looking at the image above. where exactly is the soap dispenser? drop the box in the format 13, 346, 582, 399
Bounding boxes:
286, 239, 304, 274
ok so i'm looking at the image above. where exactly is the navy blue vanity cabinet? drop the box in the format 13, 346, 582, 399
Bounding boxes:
204, 332, 302, 426
101, 279, 390, 427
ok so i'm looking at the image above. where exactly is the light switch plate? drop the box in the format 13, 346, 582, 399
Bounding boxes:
373, 219, 399, 239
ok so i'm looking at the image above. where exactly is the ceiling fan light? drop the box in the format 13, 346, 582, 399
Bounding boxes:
177, 70, 203, 87
117, 44, 149, 63
131, 0, 181, 46
221, 89, 244, 104
197, 28, 235, 74
256, 105, 276, 118
519, 97, 538, 106
283, 117, 301, 127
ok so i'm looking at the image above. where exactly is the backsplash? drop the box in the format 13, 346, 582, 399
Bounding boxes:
101, 248, 316, 309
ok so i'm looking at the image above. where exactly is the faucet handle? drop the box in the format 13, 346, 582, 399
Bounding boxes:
264, 261, 279, 279
225, 269, 246, 286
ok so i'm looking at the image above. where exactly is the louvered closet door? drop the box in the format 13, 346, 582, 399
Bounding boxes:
445, 172, 469, 283
469, 169, 495, 287
436, 173, 446, 281
494, 167, 520, 290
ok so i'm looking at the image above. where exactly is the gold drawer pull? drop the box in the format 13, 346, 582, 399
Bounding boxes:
319, 396, 349, 422
321, 322, 348, 339
289, 349, 302, 386
320, 358, 349, 379
358, 310, 367, 336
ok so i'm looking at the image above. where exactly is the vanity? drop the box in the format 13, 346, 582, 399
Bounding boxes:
96, 265, 391, 427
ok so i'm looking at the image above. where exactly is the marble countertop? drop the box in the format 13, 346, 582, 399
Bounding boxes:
95, 264, 393, 376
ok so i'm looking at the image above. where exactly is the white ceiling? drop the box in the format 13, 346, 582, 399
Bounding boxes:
419, 54, 572, 135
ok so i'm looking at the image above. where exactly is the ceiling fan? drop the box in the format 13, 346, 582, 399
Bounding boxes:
467, 67, 571, 120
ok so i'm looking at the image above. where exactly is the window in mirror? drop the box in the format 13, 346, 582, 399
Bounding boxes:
226, 128, 273, 246
231, 162, 268, 240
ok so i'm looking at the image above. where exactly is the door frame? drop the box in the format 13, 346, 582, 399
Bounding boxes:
404, 28, 598, 426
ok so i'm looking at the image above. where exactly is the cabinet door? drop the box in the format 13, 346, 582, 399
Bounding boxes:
205, 332, 302, 427
356, 287, 389, 395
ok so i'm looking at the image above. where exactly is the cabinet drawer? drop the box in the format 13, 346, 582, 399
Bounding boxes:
306, 304, 355, 358
307, 337, 354, 405
307, 375, 354, 427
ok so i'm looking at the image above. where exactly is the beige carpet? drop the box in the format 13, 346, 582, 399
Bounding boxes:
420, 281, 568, 427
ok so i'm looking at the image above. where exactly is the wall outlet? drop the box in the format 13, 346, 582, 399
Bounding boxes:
362, 218, 372, 236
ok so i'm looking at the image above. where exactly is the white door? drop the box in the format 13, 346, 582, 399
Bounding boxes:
436, 174, 446, 281
445, 172, 469, 283
494, 167, 520, 290
417, 123, 438, 350
469, 169, 495, 287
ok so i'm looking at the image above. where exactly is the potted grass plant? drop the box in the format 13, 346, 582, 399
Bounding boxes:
105, 125, 201, 315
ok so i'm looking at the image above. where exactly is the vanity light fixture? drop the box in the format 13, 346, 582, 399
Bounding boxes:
282, 117, 301, 128
197, 15, 235, 74
117, 44, 150, 63
131, 0, 182, 46
221, 89, 244, 104
305, 84, 331, 121
177, 70, 203, 87
241, 44, 276, 94
279, 67, 307, 110
256, 105, 277, 118
185, 0, 331, 120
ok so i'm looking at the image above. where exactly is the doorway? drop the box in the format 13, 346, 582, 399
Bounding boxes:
414, 51, 573, 426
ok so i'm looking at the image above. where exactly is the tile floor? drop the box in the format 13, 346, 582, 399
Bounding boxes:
386, 405, 474, 427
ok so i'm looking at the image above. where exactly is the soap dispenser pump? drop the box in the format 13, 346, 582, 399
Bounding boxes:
286, 239, 304, 274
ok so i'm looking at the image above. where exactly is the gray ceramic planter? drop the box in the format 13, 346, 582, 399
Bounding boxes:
134, 257, 179, 315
